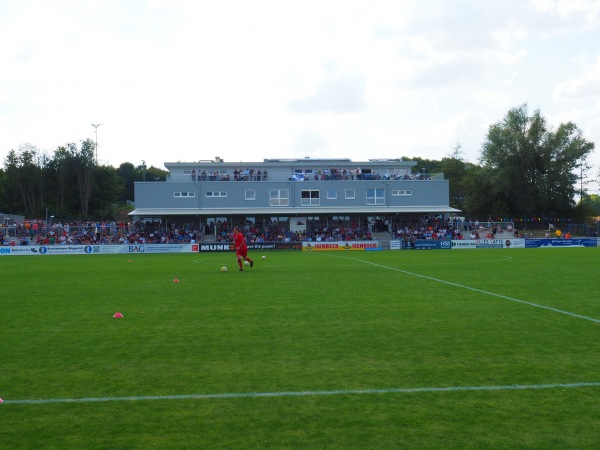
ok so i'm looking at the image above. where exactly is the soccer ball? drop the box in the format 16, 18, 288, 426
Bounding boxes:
221, 266, 228, 272
262, 255, 266, 260
243, 260, 250, 266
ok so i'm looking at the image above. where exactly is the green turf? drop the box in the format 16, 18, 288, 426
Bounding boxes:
1, 248, 600, 448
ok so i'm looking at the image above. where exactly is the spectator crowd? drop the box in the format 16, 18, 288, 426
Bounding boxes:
214, 222, 373, 244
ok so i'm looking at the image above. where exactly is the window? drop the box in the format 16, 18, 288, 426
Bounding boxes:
174, 192, 196, 198
326, 189, 337, 200
269, 189, 289, 206
301, 190, 320, 206
245, 189, 256, 200
205, 191, 227, 197
392, 189, 412, 196
345, 189, 355, 199
366, 188, 385, 205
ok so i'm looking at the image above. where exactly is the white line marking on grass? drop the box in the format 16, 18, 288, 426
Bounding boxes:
390, 255, 514, 267
3, 382, 600, 405
323, 254, 600, 324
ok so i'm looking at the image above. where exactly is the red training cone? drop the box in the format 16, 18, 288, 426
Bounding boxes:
173, 278, 180, 283
113, 312, 124, 318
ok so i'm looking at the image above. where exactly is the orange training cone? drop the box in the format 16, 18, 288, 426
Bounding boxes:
113, 312, 124, 318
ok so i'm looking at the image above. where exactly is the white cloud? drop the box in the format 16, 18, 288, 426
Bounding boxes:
0, 0, 599, 185
554, 55, 600, 100
291, 130, 330, 154
287, 74, 367, 114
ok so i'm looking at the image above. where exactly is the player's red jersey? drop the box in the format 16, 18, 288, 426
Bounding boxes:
234, 231, 247, 254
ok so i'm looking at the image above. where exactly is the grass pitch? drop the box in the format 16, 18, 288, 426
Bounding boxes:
2, 248, 600, 448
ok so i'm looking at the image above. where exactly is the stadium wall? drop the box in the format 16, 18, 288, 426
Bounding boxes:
390, 238, 599, 250
1, 238, 598, 256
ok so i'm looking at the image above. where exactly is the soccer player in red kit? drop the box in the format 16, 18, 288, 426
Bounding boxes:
233, 227, 254, 271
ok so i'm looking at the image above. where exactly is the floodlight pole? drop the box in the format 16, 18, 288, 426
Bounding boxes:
91, 124, 101, 163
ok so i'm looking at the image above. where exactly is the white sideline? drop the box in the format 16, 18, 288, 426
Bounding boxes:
326, 254, 600, 324
3, 382, 600, 405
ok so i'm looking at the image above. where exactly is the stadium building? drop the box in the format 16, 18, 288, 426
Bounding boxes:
129, 157, 460, 239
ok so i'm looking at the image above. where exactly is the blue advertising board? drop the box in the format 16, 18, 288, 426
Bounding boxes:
401, 239, 451, 250
525, 238, 598, 248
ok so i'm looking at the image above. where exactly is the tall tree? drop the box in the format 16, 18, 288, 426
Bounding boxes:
480, 104, 594, 216
90, 165, 125, 218
440, 144, 474, 210
3, 144, 46, 216
0, 168, 6, 210
68, 139, 96, 217
115, 163, 167, 203
402, 156, 443, 176
47, 145, 76, 215
116, 162, 136, 202
144, 165, 168, 183
463, 164, 500, 214
588, 194, 600, 216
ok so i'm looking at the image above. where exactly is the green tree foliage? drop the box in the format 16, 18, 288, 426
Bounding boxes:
90, 165, 125, 219
46, 145, 77, 215
115, 162, 167, 203
462, 164, 499, 214
477, 104, 594, 216
439, 144, 477, 210
401, 156, 443, 176
588, 194, 600, 216
116, 162, 136, 202
67, 139, 96, 217
0, 167, 5, 209
1, 141, 133, 220
3, 144, 47, 217
144, 165, 168, 183
0, 110, 596, 221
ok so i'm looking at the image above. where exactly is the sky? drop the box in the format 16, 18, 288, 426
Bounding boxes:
1, 0, 600, 190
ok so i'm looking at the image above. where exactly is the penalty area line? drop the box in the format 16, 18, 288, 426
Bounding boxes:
3, 382, 600, 405
324, 253, 600, 325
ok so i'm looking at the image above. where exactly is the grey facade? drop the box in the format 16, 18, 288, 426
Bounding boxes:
129, 157, 460, 234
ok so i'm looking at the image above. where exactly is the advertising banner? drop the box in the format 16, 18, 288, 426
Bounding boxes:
0, 246, 43, 255
400, 240, 451, 250
123, 244, 198, 254
450, 239, 519, 249
506, 239, 526, 248
390, 240, 401, 250
0, 244, 198, 256
386, 239, 527, 250
302, 241, 380, 251
525, 238, 598, 248
198, 242, 303, 252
